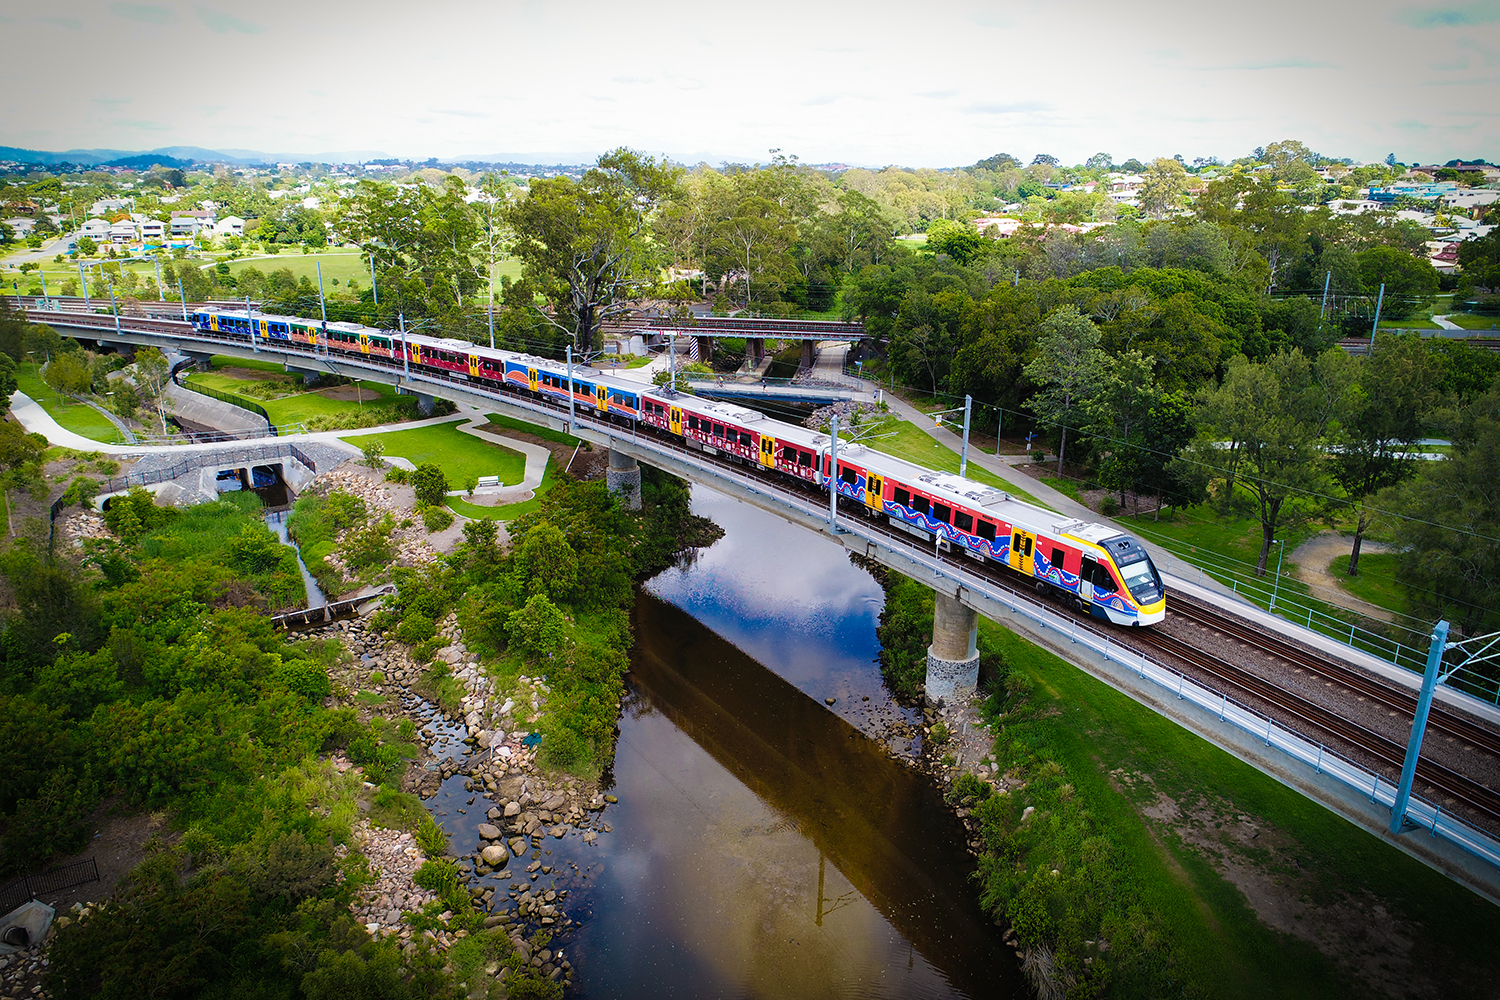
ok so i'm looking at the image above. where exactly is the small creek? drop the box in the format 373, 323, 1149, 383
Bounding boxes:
415, 485, 1020, 997
266, 511, 326, 609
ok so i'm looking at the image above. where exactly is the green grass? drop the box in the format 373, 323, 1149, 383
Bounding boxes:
1446, 314, 1500, 331
344, 422, 527, 486
982, 620, 1500, 998
217, 250, 523, 290
14, 365, 124, 444
207, 355, 285, 374
445, 461, 558, 521
594, 353, 655, 370
1040, 475, 1083, 502
478, 412, 579, 446
187, 366, 408, 426
1329, 552, 1410, 614
862, 415, 1043, 503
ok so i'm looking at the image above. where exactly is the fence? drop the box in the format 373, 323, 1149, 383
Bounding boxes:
173, 375, 275, 433
0, 857, 100, 914
96, 442, 320, 496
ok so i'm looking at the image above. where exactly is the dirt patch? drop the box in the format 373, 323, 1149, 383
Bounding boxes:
471, 425, 608, 482
317, 385, 384, 402
30, 801, 174, 911
1290, 532, 1395, 622
220, 366, 292, 383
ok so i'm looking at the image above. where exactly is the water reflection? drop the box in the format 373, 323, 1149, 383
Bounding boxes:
561, 487, 1017, 999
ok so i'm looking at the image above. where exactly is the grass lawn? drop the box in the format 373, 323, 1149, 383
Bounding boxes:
478, 413, 579, 446
1446, 314, 1500, 331
216, 250, 523, 290
344, 422, 526, 486
986, 621, 1500, 998
445, 461, 558, 521
1377, 318, 1443, 331
186, 364, 409, 426
862, 415, 1043, 503
14, 366, 124, 444
1329, 552, 1410, 614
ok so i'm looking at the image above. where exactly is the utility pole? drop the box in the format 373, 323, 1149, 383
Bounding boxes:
1389, 621, 1449, 834
565, 343, 576, 433
107, 279, 121, 336
668, 332, 677, 393
369, 253, 378, 305
153, 256, 164, 301
79, 260, 89, 308
316, 261, 329, 341
399, 313, 409, 379
178, 277, 188, 322
38, 269, 48, 304
487, 259, 496, 350
996, 406, 1004, 457
247, 295, 257, 353
1370, 282, 1385, 350
828, 413, 840, 533
959, 394, 972, 477
1318, 269, 1331, 321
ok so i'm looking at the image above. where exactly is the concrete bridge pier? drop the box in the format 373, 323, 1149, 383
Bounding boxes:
397, 386, 437, 415
606, 447, 643, 510
745, 338, 765, 368
801, 338, 816, 370
927, 590, 979, 705
695, 335, 714, 366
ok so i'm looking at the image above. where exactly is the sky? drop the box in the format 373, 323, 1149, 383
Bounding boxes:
1, 0, 1498, 167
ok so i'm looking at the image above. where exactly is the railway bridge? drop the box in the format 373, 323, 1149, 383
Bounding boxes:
16, 302, 1500, 902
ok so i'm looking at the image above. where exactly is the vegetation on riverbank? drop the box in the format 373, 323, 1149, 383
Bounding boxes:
874, 572, 1500, 998
373, 469, 720, 776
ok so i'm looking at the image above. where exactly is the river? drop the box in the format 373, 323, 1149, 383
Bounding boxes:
425, 485, 1020, 998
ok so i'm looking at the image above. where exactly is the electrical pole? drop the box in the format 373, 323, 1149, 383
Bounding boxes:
316, 261, 329, 342
565, 343, 576, 433
1370, 282, 1385, 350
153, 256, 164, 301
828, 413, 840, 533
79, 260, 89, 308
178, 278, 188, 322
1389, 621, 1450, 834
399, 313, 409, 379
959, 394, 972, 478
1318, 269, 1331, 321
370, 253, 378, 305
247, 295, 257, 353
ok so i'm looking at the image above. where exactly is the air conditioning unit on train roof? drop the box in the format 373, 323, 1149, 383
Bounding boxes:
1051, 518, 1089, 535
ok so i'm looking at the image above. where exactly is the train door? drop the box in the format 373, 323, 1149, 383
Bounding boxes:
527, 368, 538, 392
358, 332, 370, 354
759, 435, 776, 469
1080, 555, 1099, 606
1009, 530, 1035, 575
596, 384, 608, 411
258, 318, 269, 338
209, 313, 219, 332
669, 405, 683, 435
865, 472, 884, 512
467, 354, 480, 377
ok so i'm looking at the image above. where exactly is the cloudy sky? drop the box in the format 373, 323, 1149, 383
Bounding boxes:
2, 0, 1497, 166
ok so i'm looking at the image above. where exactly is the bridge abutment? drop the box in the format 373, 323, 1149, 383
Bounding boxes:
927, 590, 979, 704
801, 338, 816, 370
606, 447, 642, 510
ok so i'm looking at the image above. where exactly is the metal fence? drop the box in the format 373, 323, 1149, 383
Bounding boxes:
97, 442, 319, 496
173, 376, 275, 432
0, 857, 100, 914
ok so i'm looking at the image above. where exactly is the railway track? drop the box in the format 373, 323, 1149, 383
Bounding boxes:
1138, 599, 1500, 824
1170, 594, 1500, 761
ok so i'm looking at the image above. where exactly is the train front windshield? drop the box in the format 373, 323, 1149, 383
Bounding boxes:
1118, 554, 1162, 603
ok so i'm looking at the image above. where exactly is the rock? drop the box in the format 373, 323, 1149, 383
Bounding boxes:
604, 794, 618, 804
477, 823, 502, 841
487, 807, 502, 821
509, 837, 529, 856
503, 800, 521, 818
541, 793, 567, 812
1021, 806, 1035, 823
481, 845, 508, 866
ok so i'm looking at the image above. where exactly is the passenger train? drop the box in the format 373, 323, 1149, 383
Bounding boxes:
189, 306, 1166, 625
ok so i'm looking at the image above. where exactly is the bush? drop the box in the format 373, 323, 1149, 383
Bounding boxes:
507, 594, 568, 661
384, 466, 410, 484
420, 504, 454, 532
930, 721, 950, 745
411, 464, 449, 508
412, 859, 459, 895
395, 611, 436, 646
414, 813, 447, 855
1099, 495, 1120, 516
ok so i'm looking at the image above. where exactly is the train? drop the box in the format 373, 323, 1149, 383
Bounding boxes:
188, 306, 1167, 626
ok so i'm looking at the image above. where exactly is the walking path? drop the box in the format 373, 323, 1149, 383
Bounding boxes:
1289, 532, 1396, 622
11, 395, 548, 493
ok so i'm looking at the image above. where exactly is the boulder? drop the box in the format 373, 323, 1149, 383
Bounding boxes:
541, 793, 568, 812
503, 801, 521, 818
477, 823, 502, 841
481, 845, 508, 866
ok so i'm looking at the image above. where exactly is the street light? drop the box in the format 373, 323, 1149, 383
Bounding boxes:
1269, 538, 1285, 611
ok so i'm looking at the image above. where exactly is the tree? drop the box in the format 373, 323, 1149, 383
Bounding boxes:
133, 347, 171, 429
1084, 350, 1161, 504
1332, 334, 1443, 575
924, 218, 983, 265
1138, 158, 1189, 220
42, 353, 91, 398
509, 148, 681, 354
1357, 246, 1439, 319
1179, 350, 1354, 574
1030, 153, 1059, 167
410, 463, 448, 508
1086, 152, 1114, 172
75, 236, 97, 257
1024, 305, 1106, 474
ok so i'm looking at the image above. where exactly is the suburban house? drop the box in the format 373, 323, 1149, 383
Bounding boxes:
139, 219, 166, 242
79, 218, 111, 241
170, 209, 215, 236
109, 220, 139, 244
214, 216, 246, 236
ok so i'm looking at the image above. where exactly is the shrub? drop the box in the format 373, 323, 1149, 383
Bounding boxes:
411, 464, 448, 507
273, 658, 331, 700
412, 859, 459, 895
414, 813, 447, 855
930, 721, 950, 745
395, 611, 436, 646
420, 504, 454, 532
361, 440, 386, 469
507, 594, 567, 661
1099, 494, 1119, 516
324, 490, 367, 531
384, 466, 409, 484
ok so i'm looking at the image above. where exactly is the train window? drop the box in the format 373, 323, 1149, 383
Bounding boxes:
954, 511, 973, 533
797, 451, 811, 467
912, 495, 930, 516
932, 503, 952, 524
738, 432, 751, 447
893, 487, 911, 506
977, 520, 996, 542
840, 465, 859, 486
713, 423, 725, 437
1052, 547, 1064, 568
688, 415, 700, 430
